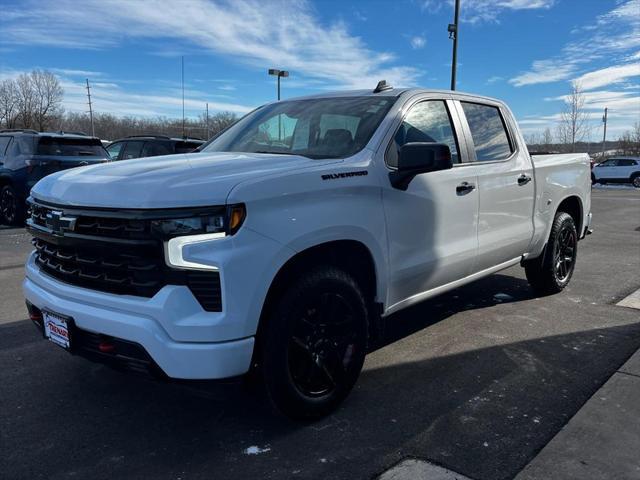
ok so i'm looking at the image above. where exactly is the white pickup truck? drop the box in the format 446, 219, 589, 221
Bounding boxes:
23, 84, 592, 418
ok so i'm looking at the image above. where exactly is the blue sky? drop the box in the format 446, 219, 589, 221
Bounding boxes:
1, 0, 638, 139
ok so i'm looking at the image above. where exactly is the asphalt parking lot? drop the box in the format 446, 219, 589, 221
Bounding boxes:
1, 188, 639, 480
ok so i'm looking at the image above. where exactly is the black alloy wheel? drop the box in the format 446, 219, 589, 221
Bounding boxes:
553, 223, 577, 283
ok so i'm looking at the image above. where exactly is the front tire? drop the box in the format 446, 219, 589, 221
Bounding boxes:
260, 266, 368, 420
0, 185, 24, 226
524, 212, 578, 296
632, 174, 640, 189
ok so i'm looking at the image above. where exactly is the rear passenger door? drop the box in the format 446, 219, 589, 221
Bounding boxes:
456, 100, 535, 272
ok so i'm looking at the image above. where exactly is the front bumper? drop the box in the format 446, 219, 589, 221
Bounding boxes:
23, 253, 254, 379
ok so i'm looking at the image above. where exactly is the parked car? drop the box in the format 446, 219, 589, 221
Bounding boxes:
0, 129, 110, 225
23, 84, 592, 419
592, 157, 640, 187
105, 135, 204, 161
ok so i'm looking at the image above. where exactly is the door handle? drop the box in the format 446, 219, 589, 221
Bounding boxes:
518, 174, 532, 186
456, 181, 476, 195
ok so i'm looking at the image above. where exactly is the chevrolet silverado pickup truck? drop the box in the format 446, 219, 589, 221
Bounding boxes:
23, 83, 592, 419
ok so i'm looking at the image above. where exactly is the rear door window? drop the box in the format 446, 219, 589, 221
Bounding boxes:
174, 141, 202, 154
141, 142, 173, 157
461, 102, 513, 162
121, 141, 144, 160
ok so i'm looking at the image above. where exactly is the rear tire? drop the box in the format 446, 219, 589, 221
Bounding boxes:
524, 212, 578, 296
0, 185, 24, 226
260, 266, 368, 420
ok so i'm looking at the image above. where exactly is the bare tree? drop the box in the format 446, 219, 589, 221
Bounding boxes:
15, 73, 37, 129
0, 79, 19, 129
31, 70, 64, 131
618, 122, 640, 156
557, 82, 590, 153
542, 127, 554, 151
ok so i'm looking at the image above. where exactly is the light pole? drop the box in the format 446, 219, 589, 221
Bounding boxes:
448, 0, 461, 91
268, 68, 289, 101
601, 107, 608, 159
268, 69, 289, 140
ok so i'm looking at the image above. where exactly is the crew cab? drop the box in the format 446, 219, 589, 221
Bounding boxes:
592, 156, 640, 187
23, 84, 592, 419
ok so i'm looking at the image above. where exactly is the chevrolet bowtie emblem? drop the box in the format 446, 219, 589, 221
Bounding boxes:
45, 211, 77, 236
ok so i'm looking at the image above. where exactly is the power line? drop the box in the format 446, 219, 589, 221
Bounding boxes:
181, 56, 185, 139
85, 78, 95, 137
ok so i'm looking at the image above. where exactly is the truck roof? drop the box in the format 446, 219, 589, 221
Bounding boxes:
286, 86, 504, 105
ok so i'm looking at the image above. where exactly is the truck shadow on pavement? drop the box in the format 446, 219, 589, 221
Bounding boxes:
3, 273, 640, 480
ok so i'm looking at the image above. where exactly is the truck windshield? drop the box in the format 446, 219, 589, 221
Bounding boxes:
202, 97, 395, 159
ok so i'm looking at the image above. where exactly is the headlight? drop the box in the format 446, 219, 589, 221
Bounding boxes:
151, 204, 246, 238
156, 204, 246, 271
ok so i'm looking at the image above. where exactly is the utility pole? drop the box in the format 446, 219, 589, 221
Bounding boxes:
205, 102, 209, 139
85, 79, 95, 137
181, 56, 185, 138
448, 0, 461, 91
601, 107, 608, 159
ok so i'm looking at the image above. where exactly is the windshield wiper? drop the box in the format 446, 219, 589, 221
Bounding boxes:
253, 150, 297, 156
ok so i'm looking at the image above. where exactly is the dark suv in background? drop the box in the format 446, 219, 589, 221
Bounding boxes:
0, 129, 110, 225
105, 135, 204, 161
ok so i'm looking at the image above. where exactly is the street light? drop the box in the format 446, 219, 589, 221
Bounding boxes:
449, 0, 460, 90
268, 68, 289, 101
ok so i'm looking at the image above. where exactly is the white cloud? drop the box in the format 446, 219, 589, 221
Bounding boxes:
510, 0, 640, 87
575, 63, 640, 91
1, 68, 253, 118
486, 76, 504, 84
410, 36, 426, 50
510, 61, 577, 87
421, 0, 554, 24
0, 0, 422, 90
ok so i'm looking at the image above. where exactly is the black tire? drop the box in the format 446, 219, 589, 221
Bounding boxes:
631, 174, 640, 189
524, 212, 578, 296
591, 174, 596, 185
260, 266, 368, 420
0, 185, 24, 226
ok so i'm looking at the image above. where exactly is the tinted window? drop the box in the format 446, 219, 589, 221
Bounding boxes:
5, 136, 36, 169
106, 142, 124, 160
461, 102, 513, 161
0, 136, 12, 159
142, 141, 173, 157
386, 100, 460, 168
121, 141, 144, 160
599, 159, 617, 166
174, 141, 202, 154
36, 137, 107, 157
203, 97, 394, 159
617, 159, 637, 166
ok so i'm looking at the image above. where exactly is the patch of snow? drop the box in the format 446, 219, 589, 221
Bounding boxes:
243, 446, 271, 455
493, 293, 513, 302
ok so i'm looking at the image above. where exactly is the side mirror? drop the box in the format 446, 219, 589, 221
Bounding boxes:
389, 142, 453, 190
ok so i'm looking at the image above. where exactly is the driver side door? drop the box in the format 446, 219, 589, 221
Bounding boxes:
382, 98, 479, 312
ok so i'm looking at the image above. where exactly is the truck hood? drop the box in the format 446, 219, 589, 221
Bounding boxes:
31, 152, 341, 208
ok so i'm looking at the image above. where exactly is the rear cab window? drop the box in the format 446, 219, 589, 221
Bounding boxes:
461, 102, 514, 162
36, 137, 108, 157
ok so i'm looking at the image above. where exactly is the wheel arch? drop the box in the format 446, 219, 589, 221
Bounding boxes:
256, 239, 382, 351
556, 195, 583, 235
